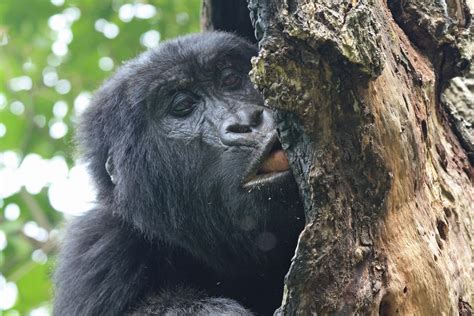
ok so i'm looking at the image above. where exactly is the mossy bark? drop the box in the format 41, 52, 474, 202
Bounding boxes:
202, 0, 473, 314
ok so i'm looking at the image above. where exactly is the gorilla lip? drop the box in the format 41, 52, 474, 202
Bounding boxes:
242, 134, 291, 189
257, 142, 289, 174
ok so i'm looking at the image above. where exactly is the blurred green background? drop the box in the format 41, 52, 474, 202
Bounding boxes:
0, 1, 200, 314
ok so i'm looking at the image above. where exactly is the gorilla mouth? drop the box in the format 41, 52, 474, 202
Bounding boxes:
257, 141, 289, 174
242, 134, 291, 189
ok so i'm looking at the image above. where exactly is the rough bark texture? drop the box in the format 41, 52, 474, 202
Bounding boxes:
442, 29, 474, 165
202, 0, 473, 314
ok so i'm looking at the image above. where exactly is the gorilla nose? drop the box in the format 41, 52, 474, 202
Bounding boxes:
219, 108, 274, 146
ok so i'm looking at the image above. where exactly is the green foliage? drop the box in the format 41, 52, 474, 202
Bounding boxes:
0, 1, 200, 314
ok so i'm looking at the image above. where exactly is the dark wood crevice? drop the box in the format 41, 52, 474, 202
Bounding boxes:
201, 0, 256, 43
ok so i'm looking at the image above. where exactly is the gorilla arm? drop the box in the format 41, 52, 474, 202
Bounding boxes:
128, 288, 251, 315
53, 209, 251, 316
53, 210, 151, 315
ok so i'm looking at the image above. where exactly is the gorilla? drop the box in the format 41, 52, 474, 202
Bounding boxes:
54, 32, 304, 316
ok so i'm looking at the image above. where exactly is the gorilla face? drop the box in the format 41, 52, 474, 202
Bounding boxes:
78, 32, 303, 273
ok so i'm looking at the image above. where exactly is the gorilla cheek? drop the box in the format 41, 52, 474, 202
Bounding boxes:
238, 216, 278, 252
256, 232, 278, 252
238, 215, 258, 231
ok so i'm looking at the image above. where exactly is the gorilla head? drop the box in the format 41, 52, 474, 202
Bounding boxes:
55, 32, 304, 316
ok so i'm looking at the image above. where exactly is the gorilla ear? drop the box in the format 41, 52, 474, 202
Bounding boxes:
105, 155, 117, 185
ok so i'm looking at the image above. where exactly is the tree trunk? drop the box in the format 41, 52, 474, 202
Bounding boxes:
202, 0, 473, 314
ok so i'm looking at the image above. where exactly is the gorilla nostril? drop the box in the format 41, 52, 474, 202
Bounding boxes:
226, 124, 252, 134
250, 109, 263, 127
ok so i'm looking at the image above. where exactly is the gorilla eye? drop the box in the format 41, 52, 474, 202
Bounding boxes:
221, 68, 242, 89
170, 92, 198, 117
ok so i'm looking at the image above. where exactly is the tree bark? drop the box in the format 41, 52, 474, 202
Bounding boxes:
202, 0, 473, 314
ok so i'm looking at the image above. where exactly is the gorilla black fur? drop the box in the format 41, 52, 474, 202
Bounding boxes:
54, 32, 304, 315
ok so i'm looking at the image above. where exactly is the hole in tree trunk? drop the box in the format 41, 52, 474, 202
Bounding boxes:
443, 207, 452, 218
379, 293, 396, 316
437, 219, 448, 240
421, 120, 428, 140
